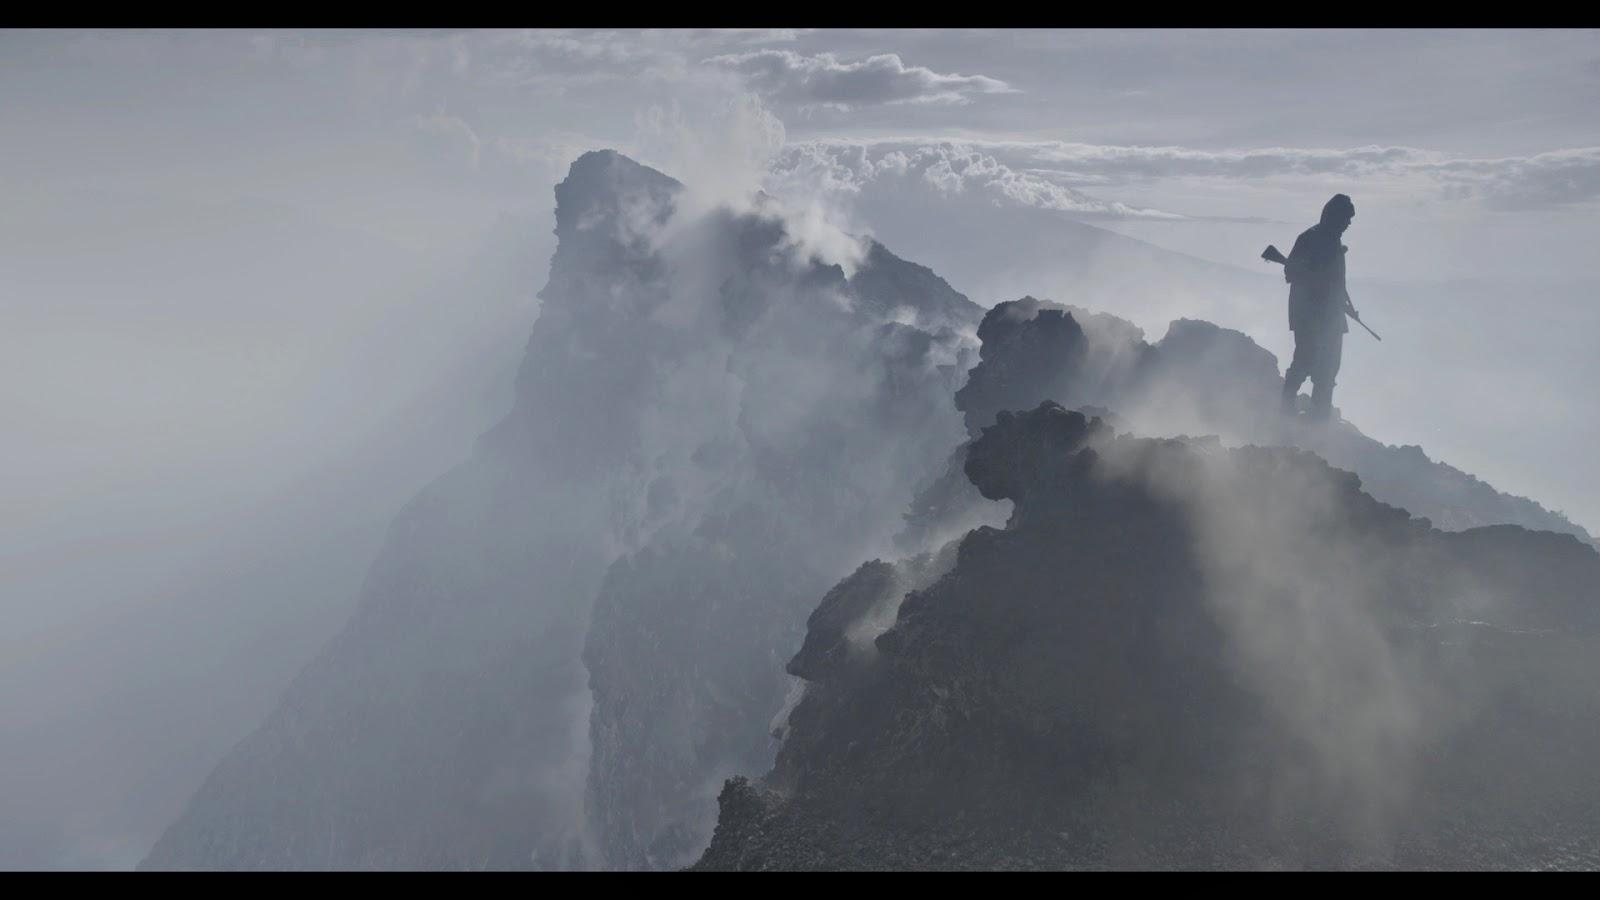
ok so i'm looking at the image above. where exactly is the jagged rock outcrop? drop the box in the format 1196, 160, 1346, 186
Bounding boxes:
144, 149, 981, 870
696, 402, 1600, 870
953, 298, 1593, 543
576, 191, 980, 871
141, 150, 680, 870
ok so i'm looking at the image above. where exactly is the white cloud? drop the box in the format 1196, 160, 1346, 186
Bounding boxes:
770, 141, 1185, 220
705, 50, 1014, 110
683, 28, 812, 45
1432, 147, 1600, 210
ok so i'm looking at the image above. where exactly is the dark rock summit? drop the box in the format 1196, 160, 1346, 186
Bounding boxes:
696, 402, 1600, 869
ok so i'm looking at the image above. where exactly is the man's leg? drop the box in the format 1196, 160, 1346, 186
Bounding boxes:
1308, 329, 1344, 421
1282, 331, 1312, 414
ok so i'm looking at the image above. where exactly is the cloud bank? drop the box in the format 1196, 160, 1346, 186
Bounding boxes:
768, 141, 1184, 220
772, 139, 1600, 218
706, 50, 1014, 110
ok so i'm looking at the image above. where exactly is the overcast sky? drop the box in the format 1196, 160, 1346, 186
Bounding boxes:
3, 28, 1597, 869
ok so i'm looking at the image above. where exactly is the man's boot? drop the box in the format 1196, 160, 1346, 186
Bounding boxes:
1309, 380, 1335, 423
1281, 379, 1302, 416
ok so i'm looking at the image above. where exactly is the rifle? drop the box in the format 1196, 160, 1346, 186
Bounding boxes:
1262, 244, 1382, 341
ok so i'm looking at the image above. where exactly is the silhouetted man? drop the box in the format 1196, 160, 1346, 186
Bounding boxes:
1281, 193, 1358, 422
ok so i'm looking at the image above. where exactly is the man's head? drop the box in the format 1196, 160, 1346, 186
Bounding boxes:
1320, 193, 1355, 234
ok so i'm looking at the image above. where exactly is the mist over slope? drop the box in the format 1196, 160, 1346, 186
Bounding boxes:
2, 199, 544, 870
142, 150, 981, 869
697, 403, 1600, 870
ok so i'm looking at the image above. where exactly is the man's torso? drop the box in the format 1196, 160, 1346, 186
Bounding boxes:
1286, 224, 1349, 335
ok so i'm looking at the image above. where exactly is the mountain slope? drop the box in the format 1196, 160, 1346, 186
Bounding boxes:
143, 150, 979, 870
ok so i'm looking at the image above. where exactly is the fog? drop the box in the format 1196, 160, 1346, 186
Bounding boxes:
0, 183, 546, 867
3, 29, 1597, 869
3, 34, 556, 865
